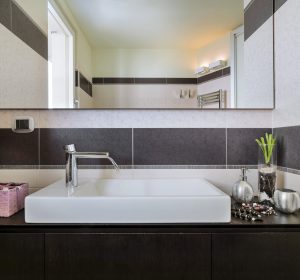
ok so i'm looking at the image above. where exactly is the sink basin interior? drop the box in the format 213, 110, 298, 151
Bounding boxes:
73, 178, 226, 197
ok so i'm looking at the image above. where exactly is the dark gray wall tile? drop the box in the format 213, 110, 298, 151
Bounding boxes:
166, 78, 197, 84
11, 2, 48, 59
75, 71, 79, 87
135, 78, 167, 84
275, 0, 288, 12
222, 67, 231, 76
274, 126, 300, 170
227, 128, 272, 165
197, 69, 223, 84
0, 0, 11, 30
88, 81, 93, 97
134, 128, 226, 165
79, 73, 91, 96
196, 67, 230, 85
93, 77, 198, 85
103, 78, 134, 84
0, 129, 38, 165
40, 129, 132, 166
244, 0, 273, 41
92, 77, 104, 84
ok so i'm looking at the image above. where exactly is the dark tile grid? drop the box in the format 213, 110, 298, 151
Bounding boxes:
92, 77, 198, 85
78, 72, 93, 97
0, 128, 272, 168
0, 129, 39, 165
39, 129, 132, 166
226, 128, 272, 165
134, 128, 271, 166
0, 0, 48, 60
133, 129, 226, 165
92, 72, 232, 86
274, 126, 300, 171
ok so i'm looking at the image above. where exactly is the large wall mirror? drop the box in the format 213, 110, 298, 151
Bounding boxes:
0, 0, 274, 109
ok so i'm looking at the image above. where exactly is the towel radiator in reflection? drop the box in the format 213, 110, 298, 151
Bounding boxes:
197, 90, 225, 108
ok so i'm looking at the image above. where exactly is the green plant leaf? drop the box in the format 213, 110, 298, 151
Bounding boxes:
256, 133, 276, 165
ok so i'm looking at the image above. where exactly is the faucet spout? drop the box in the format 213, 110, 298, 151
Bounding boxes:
107, 157, 119, 170
64, 144, 119, 188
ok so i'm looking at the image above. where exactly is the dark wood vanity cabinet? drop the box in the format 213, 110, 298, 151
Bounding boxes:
45, 233, 211, 280
212, 233, 300, 280
2, 224, 300, 280
0, 233, 44, 280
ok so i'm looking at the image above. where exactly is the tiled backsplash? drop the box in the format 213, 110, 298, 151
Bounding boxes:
2, 124, 298, 173
275, 126, 300, 171
0, 127, 271, 168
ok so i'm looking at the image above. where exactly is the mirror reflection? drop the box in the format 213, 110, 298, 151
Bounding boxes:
0, 0, 274, 109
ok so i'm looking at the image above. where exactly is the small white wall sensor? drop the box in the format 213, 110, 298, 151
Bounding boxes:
12, 116, 34, 133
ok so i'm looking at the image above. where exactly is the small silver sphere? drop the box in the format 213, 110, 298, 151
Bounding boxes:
232, 180, 254, 203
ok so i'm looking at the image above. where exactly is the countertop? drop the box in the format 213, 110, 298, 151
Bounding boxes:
1, 210, 300, 233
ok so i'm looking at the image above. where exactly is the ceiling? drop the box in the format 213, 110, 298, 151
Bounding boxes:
65, 0, 244, 49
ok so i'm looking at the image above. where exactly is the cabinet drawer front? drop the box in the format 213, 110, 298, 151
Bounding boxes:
0, 233, 44, 280
213, 233, 300, 280
46, 233, 211, 280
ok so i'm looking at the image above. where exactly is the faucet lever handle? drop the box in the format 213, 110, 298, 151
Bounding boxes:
64, 144, 76, 153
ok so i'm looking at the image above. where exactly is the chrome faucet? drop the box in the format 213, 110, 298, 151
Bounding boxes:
64, 144, 119, 188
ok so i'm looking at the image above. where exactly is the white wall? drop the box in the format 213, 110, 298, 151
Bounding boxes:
93, 48, 197, 78
92, 34, 231, 78
273, 0, 300, 128
92, 34, 232, 108
241, 17, 274, 108
273, 0, 300, 184
93, 84, 198, 109
77, 88, 93, 108
0, 13, 48, 108
196, 33, 231, 68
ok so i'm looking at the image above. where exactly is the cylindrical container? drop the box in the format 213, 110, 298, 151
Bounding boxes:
258, 144, 277, 203
274, 189, 300, 214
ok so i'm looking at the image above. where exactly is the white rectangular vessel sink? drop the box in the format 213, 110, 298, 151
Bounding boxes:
25, 178, 231, 223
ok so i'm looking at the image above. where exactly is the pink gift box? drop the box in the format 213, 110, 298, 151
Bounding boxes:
0, 183, 29, 217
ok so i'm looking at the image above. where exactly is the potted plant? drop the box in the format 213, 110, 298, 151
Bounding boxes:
255, 133, 277, 203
